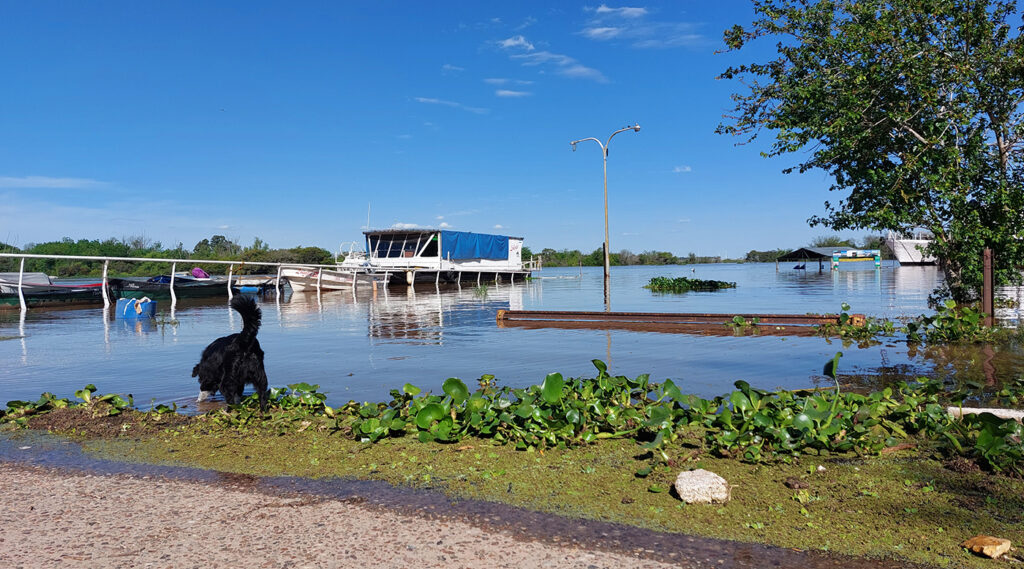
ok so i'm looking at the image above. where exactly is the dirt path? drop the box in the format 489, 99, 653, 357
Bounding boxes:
0, 462, 688, 569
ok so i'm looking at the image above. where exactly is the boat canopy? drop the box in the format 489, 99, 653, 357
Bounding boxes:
440, 230, 508, 260
364, 229, 516, 261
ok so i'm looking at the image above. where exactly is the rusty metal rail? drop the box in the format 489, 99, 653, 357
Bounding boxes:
495, 310, 865, 336
496, 309, 864, 327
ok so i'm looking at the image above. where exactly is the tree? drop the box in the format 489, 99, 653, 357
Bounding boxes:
717, 0, 1024, 303
810, 235, 855, 248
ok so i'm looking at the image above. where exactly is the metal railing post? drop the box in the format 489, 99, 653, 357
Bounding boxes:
170, 262, 177, 311
17, 258, 26, 312
101, 260, 110, 309
227, 264, 234, 300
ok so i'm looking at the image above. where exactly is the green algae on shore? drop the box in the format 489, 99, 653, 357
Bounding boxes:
39, 415, 1024, 569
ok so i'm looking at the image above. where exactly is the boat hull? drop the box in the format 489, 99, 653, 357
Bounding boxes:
282, 268, 390, 291
109, 276, 229, 299
0, 281, 110, 310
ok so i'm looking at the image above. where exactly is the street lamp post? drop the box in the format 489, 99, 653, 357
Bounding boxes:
570, 123, 640, 311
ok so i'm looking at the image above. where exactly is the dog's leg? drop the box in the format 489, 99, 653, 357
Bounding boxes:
255, 368, 269, 412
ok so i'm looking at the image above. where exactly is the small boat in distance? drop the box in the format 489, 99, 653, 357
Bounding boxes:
108, 274, 229, 299
0, 272, 110, 310
885, 230, 937, 265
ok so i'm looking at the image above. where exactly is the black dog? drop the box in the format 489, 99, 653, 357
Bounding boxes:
192, 295, 269, 410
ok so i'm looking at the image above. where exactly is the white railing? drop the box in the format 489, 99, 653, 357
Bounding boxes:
0, 252, 353, 312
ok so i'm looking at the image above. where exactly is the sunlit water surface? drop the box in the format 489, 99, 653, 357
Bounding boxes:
3, 263, 1020, 409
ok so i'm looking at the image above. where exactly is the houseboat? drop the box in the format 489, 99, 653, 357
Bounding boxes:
363, 229, 533, 285
884, 230, 937, 265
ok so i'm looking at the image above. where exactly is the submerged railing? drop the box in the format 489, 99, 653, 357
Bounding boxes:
0, 252, 361, 312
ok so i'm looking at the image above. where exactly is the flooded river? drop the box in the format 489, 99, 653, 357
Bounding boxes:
2, 262, 1021, 409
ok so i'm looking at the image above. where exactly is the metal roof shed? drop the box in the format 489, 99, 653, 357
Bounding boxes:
776, 247, 835, 271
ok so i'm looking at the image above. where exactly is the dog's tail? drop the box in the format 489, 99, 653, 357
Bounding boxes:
230, 295, 262, 346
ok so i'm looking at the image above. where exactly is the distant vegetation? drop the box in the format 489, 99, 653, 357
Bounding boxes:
0, 235, 334, 277
644, 276, 737, 293
1, 232, 895, 277
534, 247, 729, 267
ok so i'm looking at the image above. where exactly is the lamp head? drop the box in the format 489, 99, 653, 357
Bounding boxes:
571, 142, 577, 152
631, 123, 641, 132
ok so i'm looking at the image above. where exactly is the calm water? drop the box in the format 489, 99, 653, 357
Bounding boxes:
2, 262, 1019, 409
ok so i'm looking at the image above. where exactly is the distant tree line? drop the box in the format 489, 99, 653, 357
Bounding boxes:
0, 235, 334, 277
1, 233, 896, 277
533, 247, 727, 267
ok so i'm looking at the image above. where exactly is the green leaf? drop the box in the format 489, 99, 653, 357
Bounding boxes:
541, 373, 565, 404
415, 403, 446, 429
403, 383, 422, 396
442, 377, 470, 404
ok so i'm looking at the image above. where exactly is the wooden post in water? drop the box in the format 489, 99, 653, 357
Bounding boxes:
983, 247, 994, 327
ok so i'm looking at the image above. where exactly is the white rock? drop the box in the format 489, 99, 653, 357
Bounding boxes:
673, 469, 730, 504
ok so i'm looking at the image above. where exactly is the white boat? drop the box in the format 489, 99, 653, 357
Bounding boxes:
885, 231, 937, 265
337, 241, 372, 270
281, 266, 390, 292
363, 228, 534, 285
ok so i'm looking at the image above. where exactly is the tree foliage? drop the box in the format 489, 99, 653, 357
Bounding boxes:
718, 0, 1024, 302
0, 235, 333, 277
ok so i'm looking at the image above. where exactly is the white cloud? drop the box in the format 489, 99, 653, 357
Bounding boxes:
580, 5, 704, 49
515, 16, 537, 31
673, 165, 692, 173
496, 89, 531, 98
511, 51, 607, 82
498, 35, 535, 51
594, 4, 648, 18
414, 97, 489, 115
0, 176, 108, 189
435, 215, 445, 220
441, 63, 465, 74
581, 27, 622, 40
493, 224, 504, 229
396, 134, 413, 140
559, 64, 607, 81
391, 222, 422, 230
217, 225, 231, 230
439, 222, 452, 228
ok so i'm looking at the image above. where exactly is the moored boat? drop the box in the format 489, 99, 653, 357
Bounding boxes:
362, 229, 533, 285
0, 272, 110, 310
885, 231, 937, 265
109, 274, 229, 299
281, 267, 390, 292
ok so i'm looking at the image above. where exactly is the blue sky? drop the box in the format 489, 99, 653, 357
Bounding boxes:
1, 1, 860, 259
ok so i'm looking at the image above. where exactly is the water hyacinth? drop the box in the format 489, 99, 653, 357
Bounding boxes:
4, 358, 1023, 475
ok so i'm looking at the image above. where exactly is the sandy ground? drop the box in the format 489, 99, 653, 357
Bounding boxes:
0, 462, 688, 569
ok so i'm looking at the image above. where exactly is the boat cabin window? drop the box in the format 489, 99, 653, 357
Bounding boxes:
419, 234, 438, 257
369, 233, 438, 258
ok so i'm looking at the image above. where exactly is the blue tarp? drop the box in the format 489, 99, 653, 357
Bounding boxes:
440, 231, 509, 260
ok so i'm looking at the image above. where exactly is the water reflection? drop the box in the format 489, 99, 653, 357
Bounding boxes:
0, 263, 1018, 408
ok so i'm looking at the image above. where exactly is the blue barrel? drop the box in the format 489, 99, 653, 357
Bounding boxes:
115, 297, 157, 319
